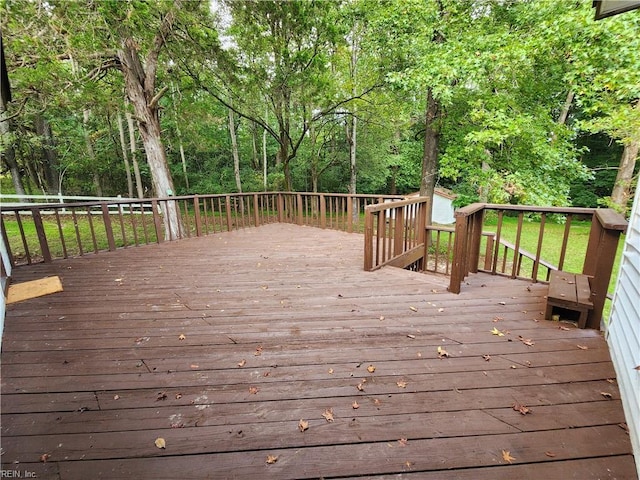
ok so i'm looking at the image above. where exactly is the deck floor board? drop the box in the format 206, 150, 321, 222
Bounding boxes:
1, 224, 635, 479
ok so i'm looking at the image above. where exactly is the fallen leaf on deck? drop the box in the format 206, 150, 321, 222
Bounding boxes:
367, 365, 376, 373
254, 345, 263, 356
510, 365, 517, 369
237, 359, 246, 367
437, 346, 449, 358
407, 334, 416, 339
261, 285, 268, 290
544, 451, 557, 458
113, 394, 120, 400
493, 316, 504, 322
438, 308, 445, 312
298, 419, 309, 432
328, 368, 334, 374
154, 438, 166, 449
498, 301, 506, 305
559, 325, 571, 331
396, 380, 408, 388
518, 336, 535, 346
157, 392, 167, 401
577, 345, 588, 350
352, 401, 360, 409
513, 402, 531, 415
373, 398, 382, 406
606, 378, 615, 384
431, 289, 438, 293
266, 455, 278, 464
249, 386, 259, 394
416, 352, 422, 358
482, 355, 491, 361
379, 315, 385, 321
491, 327, 505, 337
619, 423, 629, 434
40, 453, 51, 463
178, 334, 186, 341
409, 306, 418, 312
501, 450, 515, 464
190, 364, 199, 369
357, 382, 365, 391
175, 393, 182, 399
600, 391, 613, 399
322, 408, 334, 422
398, 438, 408, 446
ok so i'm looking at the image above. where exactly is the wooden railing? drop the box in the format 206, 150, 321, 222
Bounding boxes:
448, 204, 628, 329
0, 192, 403, 266
363, 197, 429, 271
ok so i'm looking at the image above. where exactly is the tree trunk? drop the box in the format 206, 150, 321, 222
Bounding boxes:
420, 87, 440, 229
171, 83, 189, 190
0, 98, 27, 198
117, 112, 134, 198
228, 107, 242, 193
33, 115, 59, 195
611, 99, 640, 211
118, 35, 181, 239
263, 120, 268, 191
83, 109, 103, 196
126, 112, 144, 199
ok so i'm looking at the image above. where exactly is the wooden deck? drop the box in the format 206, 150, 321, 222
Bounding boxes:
1, 224, 636, 479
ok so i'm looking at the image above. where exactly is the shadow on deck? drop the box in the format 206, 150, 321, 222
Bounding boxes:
1, 224, 636, 479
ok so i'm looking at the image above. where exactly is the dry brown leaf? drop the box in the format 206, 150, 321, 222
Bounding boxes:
558, 325, 571, 331
266, 455, 278, 464
175, 393, 182, 399
254, 345, 263, 356
397, 438, 408, 446
157, 392, 167, 401
249, 386, 259, 395
606, 378, 616, 384
409, 306, 418, 312
513, 402, 531, 415
113, 394, 120, 400
544, 451, 557, 458
501, 450, 516, 464
367, 365, 376, 373
178, 333, 186, 341
438, 308, 445, 313
261, 285, 268, 290
357, 382, 365, 391
328, 368, 334, 374
298, 419, 309, 432
482, 354, 491, 361
322, 408, 335, 422
437, 346, 449, 358
373, 398, 382, 406
493, 316, 504, 322
190, 364, 199, 369
518, 335, 535, 346
407, 334, 416, 339
491, 327, 505, 337
237, 359, 246, 368
600, 391, 613, 399
379, 315, 385, 321
352, 401, 360, 409
40, 453, 51, 463
577, 344, 588, 350
154, 437, 166, 449
396, 380, 408, 388
619, 422, 629, 434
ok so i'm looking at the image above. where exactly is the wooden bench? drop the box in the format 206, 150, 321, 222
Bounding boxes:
545, 270, 593, 328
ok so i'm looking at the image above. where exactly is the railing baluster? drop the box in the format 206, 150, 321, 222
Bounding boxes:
54, 210, 68, 259
532, 213, 546, 281
558, 214, 573, 271
101, 203, 116, 252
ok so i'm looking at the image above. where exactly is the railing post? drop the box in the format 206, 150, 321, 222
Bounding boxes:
101, 203, 116, 252
225, 195, 233, 231
393, 206, 404, 257
277, 193, 284, 223
319, 194, 326, 229
193, 196, 203, 237
468, 210, 484, 274
484, 234, 495, 271
31, 207, 52, 263
151, 200, 164, 243
364, 207, 374, 271
582, 209, 627, 329
296, 193, 303, 225
449, 211, 469, 294
253, 194, 260, 227
347, 195, 353, 233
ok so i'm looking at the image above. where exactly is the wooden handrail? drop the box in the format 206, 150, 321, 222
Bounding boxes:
448, 203, 627, 330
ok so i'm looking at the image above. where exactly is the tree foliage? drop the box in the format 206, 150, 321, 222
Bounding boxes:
1, 0, 638, 213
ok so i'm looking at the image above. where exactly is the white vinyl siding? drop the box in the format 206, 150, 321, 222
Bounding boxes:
607, 184, 640, 477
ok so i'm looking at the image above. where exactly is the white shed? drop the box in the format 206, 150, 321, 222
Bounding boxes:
606, 184, 640, 475
398, 189, 457, 224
